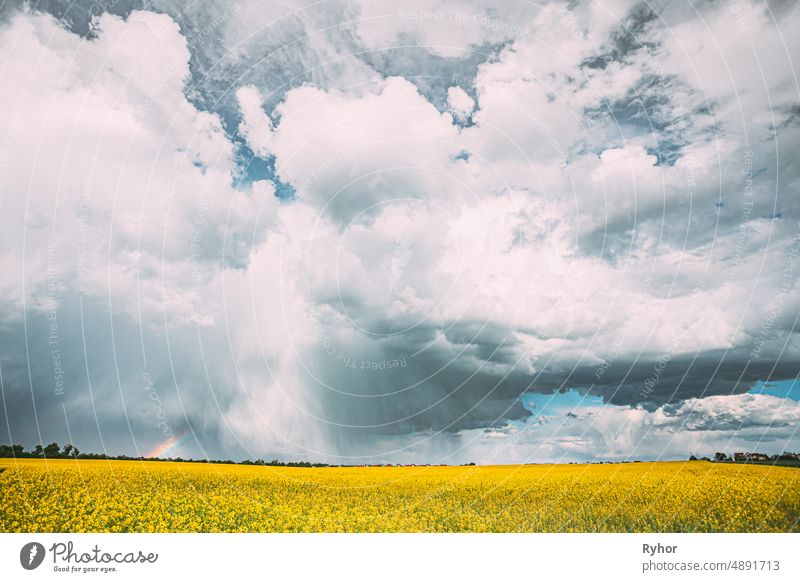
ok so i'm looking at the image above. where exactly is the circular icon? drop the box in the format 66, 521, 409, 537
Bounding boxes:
20, 542, 46, 570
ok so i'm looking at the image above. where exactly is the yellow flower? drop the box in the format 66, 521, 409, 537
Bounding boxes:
0, 458, 798, 532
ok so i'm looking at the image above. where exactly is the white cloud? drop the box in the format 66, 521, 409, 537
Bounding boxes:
446, 85, 474, 121
266, 76, 462, 224
2, 1, 800, 462
236, 85, 276, 159
0, 10, 268, 325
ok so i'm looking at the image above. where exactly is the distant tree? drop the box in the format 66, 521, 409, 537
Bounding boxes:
4, 441, 333, 467
43, 443, 61, 458
714, 452, 727, 462
689, 454, 699, 461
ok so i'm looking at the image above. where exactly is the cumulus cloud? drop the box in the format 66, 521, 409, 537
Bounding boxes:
446, 85, 474, 121
262, 76, 463, 224
0, 9, 270, 322
236, 85, 276, 159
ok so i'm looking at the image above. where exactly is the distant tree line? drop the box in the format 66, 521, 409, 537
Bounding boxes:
689, 451, 800, 465
0, 442, 333, 466
239, 459, 331, 468
0, 443, 80, 459
0, 443, 483, 467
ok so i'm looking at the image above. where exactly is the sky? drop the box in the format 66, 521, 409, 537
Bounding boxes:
1, 0, 799, 464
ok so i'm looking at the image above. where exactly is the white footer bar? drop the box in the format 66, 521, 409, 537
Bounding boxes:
1, 533, 796, 581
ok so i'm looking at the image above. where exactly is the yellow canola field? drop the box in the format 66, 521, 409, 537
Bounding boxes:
1, 459, 798, 532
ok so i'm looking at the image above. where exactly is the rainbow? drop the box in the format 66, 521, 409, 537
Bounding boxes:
145, 430, 192, 459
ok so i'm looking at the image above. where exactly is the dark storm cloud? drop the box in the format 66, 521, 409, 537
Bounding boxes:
0, 295, 241, 459
304, 331, 800, 438
543, 351, 800, 407
305, 339, 532, 437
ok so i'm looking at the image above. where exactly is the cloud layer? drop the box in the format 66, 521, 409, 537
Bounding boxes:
1, 0, 799, 463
